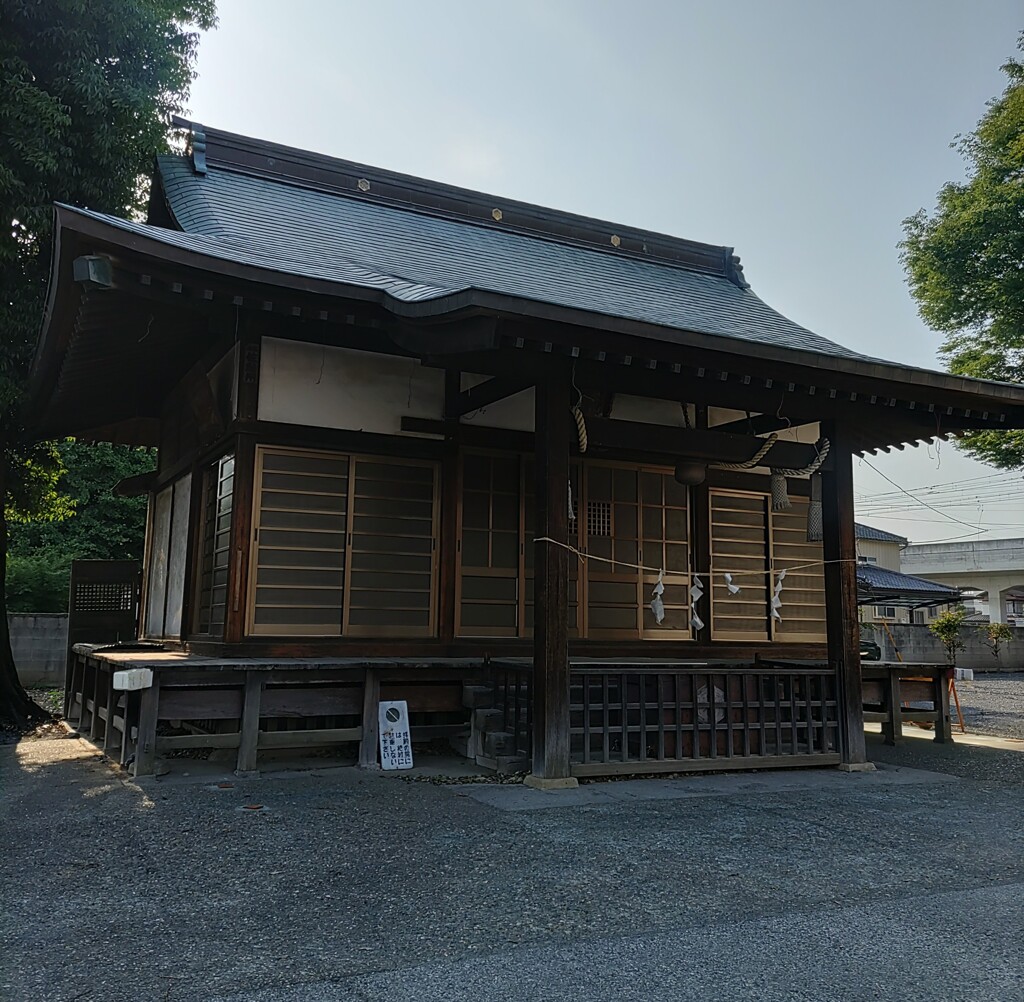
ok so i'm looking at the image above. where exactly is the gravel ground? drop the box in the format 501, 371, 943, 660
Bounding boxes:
953, 672, 1024, 739
2, 728, 1022, 1001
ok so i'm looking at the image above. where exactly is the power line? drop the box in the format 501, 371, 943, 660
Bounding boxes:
857, 457, 986, 532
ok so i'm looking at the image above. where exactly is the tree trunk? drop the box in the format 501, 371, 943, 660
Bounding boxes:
0, 452, 50, 728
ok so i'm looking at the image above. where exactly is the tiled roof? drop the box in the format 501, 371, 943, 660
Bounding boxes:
856, 563, 960, 601
855, 522, 908, 544
138, 152, 867, 361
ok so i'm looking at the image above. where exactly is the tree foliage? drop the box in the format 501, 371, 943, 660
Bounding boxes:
0, 0, 215, 726
929, 606, 969, 667
901, 33, 1024, 468
7, 442, 156, 612
979, 621, 1013, 662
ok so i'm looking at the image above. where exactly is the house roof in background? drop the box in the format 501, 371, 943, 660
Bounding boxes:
856, 563, 960, 608
855, 522, 908, 545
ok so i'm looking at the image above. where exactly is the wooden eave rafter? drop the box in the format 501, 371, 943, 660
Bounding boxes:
29, 205, 1024, 449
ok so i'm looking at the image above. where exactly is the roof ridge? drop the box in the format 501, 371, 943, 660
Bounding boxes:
170, 117, 750, 287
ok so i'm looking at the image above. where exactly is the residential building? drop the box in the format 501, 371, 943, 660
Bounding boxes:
902, 538, 1024, 625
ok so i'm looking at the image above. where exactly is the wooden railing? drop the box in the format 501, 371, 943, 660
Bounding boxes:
489, 659, 533, 761
568, 661, 840, 776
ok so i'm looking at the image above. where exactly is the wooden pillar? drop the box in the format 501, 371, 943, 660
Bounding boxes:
224, 321, 260, 645
526, 371, 575, 787
438, 370, 460, 647
358, 667, 381, 768
235, 671, 263, 776
690, 404, 712, 645
133, 674, 161, 778
223, 433, 256, 644
821, 422, 868, 767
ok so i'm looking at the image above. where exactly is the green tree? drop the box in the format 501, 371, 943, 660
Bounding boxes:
7, 441, 156, 612
929, 606, 969, 668
0, 1, 215, 727
979, 621, 1013, 663
901, 33, 1024, 469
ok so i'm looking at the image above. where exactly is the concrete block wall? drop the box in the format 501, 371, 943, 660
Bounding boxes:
867, 623, 1024, 672
9, 614, 68, 687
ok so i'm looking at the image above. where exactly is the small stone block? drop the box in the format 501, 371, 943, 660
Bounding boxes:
494, 755, 529, 774
523, 774, 579, 791
462, 685, 495, 709
113, 668, 154, 691
484, 731, 516, 757
473, 708, 506, 734
837, 762, 877, 773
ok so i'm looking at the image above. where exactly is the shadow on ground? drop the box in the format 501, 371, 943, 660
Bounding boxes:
1, 730, 1021, 1001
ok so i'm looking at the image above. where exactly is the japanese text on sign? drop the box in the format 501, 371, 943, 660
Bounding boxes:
378, 700, 413, 770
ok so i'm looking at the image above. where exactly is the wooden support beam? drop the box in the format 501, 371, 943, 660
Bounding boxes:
710, 413, 815, 436
401, 416, 826, 470
235, 671, 263, 776
359, 667, 381, 769
586, 418, 826, 470
529, 372, 574, 784
133, 675, 161, 777
821, 422, 867, 767
449, 374, 533, 418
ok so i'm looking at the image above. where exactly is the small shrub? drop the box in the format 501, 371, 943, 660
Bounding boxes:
929, 606, 969, 667
980, 622, 1013, 662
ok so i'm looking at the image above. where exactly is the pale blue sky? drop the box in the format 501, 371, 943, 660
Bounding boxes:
187, 0, 1023, 543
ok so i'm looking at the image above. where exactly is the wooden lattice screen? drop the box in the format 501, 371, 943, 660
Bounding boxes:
64, 560, 140, 715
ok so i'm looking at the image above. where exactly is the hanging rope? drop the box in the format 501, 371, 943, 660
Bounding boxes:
712, 433, 778, 471
571, 405, 588, 453
774, 438, 831, 478
769, 438, 831, 511
806, 473, 824, 542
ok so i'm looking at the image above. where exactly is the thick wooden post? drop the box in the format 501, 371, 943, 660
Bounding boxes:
525, 372, 576, 788
358, 667, 381, 769
224, 321, 260, 645
821, 422, 869, 767
438, 370, 460, 647
133, 674, 161, 778
235, 671, 263, 776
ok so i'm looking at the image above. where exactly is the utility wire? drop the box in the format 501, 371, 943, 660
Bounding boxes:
858, 457, 986, 532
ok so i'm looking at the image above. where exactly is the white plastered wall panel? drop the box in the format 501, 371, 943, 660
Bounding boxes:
143, 474, 193, 639
609, 395, 693, 427
258, 338, 445, 435
708, 407, 821, 444
163, 473, 192, 637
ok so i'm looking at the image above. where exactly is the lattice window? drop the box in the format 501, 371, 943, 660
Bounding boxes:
196, 454, 234, 636
586, 499, 611, 537
710, 490, 770, 641
74, 582, 134, 612
459, 453, 521, 637
770, 496, 826, 642
249, 447, 438, 638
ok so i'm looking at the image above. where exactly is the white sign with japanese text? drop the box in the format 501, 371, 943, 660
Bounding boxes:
378, 700, 413, 770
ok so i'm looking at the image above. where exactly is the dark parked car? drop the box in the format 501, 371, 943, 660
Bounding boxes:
859, 638, 882, 661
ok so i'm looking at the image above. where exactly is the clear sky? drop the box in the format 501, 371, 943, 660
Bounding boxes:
187, 0, 1023, 544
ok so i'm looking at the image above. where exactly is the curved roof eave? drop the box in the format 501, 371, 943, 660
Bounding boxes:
36, 204, 1024, 416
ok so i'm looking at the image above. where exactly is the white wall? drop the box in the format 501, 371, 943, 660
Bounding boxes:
258, 338, 445, 435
